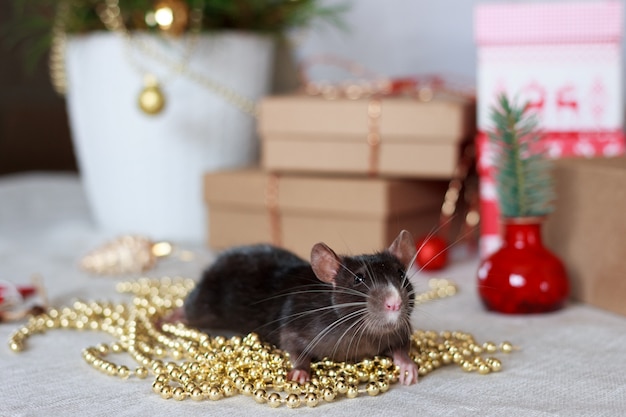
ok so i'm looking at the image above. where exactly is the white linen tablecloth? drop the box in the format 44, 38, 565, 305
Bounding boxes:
1, 172, 625, 417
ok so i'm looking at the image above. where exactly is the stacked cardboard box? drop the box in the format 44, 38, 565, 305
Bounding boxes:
544, 157, 626, 316
204, 93, 476, 259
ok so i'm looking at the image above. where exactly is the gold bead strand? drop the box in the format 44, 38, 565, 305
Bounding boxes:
8, 276, 518, 409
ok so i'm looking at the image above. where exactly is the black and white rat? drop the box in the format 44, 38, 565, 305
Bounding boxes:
176, 229, 419, 385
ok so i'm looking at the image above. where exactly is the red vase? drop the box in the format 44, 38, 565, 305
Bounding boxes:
477, 217, 569, 314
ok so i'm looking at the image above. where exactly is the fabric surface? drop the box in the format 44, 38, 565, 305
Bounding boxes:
1, 172, 625, 417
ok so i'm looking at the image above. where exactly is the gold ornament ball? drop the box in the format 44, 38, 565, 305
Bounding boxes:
139, 84, 166, 115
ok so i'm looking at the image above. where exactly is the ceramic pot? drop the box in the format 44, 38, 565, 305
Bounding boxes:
65, 31, 275, 243
477, 217, 570, 313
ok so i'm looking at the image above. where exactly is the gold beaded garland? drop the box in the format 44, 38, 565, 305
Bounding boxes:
7, 276, 516, 408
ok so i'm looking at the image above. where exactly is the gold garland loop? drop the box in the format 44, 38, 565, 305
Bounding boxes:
8, 277, 515, 409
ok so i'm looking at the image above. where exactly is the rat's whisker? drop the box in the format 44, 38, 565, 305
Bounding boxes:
330, 313, 369, 361
297, 308, 367, 363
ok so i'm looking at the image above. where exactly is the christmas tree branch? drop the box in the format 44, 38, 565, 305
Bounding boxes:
488, 94, 554, 218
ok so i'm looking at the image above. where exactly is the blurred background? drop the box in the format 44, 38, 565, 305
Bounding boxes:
0, 2, 76, 175
3, 0, 625, 175
6, 0, 608, 176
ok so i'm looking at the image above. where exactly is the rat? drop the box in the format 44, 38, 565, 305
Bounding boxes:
175, 229, 419, 385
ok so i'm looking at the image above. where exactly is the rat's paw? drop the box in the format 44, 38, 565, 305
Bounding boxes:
398, 361, 419, 385
287, 369, 311, 384
393, 350, 419, 385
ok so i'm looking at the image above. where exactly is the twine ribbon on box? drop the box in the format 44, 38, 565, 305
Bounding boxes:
298, 55, 475, 177
265, 173, 283, 247
296, 55, 479, 247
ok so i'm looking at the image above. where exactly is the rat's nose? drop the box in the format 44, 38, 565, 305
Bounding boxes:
385, 293, 402, 312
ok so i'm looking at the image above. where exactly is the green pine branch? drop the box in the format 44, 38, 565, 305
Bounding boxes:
2, 0, 349, 74
488, 94, 555, 218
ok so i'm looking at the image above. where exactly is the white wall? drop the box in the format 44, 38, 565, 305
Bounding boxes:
294, 0, 624, 100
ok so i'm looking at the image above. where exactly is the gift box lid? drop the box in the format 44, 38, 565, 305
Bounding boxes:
475, 1, 622, 46
204, 168, 447, 218
258, 94, 474, 143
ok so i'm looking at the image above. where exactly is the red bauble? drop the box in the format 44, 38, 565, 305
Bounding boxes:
477, 217, 569, 314
415, 235, 449, 271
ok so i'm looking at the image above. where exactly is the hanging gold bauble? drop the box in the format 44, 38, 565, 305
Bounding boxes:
152, 0, 190, 36
138, 74, 166, 115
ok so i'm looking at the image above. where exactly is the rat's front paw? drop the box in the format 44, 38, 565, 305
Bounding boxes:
398, 361, 419, 385
287, 368, 311, 384
393, 350, 419, 385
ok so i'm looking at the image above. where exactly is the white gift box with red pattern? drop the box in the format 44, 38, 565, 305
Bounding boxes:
474, 1, 625, 257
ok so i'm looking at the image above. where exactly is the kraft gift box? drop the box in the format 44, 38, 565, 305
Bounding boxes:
258, 94, 475, 179
544, 157, 626, 316
204, 168, 448, 259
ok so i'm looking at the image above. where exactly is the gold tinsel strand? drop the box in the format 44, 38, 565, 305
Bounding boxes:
8, 277, 515, 408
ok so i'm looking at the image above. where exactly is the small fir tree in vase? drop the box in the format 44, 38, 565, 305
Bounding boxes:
477, 94, 569, 314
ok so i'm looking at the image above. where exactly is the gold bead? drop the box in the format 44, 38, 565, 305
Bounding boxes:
461, 361, 474, 372
190, 387, 204, 401
152, 381, 164, 394
273, 375, 285, 391
366, 382, 380, 396
267, 392, 282, 408
208, 386, 222, 401
151, 360, 164, 372
254, 389, 267, 404
305, 392, 319, 407
106, 363, 118, 376
478, 364, 491, 375
234, 376, 245, 389
242, 383, 255, 395
160, 385, 173, 399
286, 381, 301, 395
323, 387, 337, 402
172, 386, 186, 401
286, 393, 301, 408
378, 379, 390, 393
346, 385, 359, 399
117, 365, 130, 379
483, 342, 497, 353
336, 381, 348, 394
96, 343, 110, 355
488, 358, 502, 372
500, 342, 514, 353
9, 340, 23, 352
135, 367, 149, 379
169, 368, 181, 379
222, 383, 235, 397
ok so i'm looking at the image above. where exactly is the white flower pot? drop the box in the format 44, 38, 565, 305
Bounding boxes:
65, 31, 274, 243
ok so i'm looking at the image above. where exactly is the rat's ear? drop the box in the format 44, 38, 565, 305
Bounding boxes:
388, 230, 417, 269
310, 243, 341, 285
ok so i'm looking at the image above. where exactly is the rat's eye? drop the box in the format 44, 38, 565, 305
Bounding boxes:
354, 272, 365, 285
